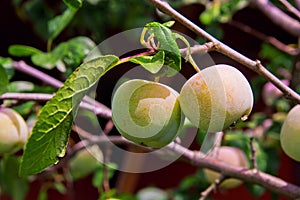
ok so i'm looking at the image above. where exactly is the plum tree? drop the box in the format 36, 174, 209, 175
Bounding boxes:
179, 64, 253, 132
111, 79, 184, 148
0, 108, 30, 154
280, 105, 300, 161
203, 146, 249, 189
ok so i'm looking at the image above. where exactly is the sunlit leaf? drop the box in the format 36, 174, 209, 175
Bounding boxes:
130, 51, 165, 74
19, 55, 119, 176
145, 22, 181, 76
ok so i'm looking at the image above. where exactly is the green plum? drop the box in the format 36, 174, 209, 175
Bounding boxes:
179, 64, 253, 132
280, 105, 300, 161
112, 79, 184, 148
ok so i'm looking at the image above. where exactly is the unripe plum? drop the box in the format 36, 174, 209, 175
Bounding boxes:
204, 146, 249, 189
112, 79, 184, 148
280, 105, 300, 161
0, 108, 29, 154
179, 64, 253, 132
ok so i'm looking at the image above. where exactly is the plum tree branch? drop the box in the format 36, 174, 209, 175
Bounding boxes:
147, 0, 300, 104
228, 20, 299, 55
0, 92, 109, 116
279, 0, 300, 19
57, 135, 300, 199
250, 0, 300, 37
166, 142, 300, 199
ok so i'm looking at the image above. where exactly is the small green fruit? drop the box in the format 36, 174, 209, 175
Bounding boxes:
280, 105, 300, 161
112, 79, 184, 148
69, 145, 103, 180
204, 146, 249, 189
0, 108, 30, 154
179, 64, 253, 132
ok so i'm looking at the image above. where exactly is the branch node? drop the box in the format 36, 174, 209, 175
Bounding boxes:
249, 136, 258, 171
199, 174, 227, 200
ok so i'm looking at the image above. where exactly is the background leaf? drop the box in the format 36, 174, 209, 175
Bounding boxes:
0, 156, 29, 200
32, 36, 96, 70
19, 55, 119, 176
8, 45, 41, 57
32, 43, 67, 69
48, 8, 77, 41
63, 0, 82, 10
0, 57, 14, 79
0, 65, 8, 95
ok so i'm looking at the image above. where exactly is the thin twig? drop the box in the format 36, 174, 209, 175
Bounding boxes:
278, 0, 300, 19
296, 0, 300, 9
179, 42, 215, 55
103, 144, 112, 192
102, 120, 115, 193
250, 0, 300, 37
290, 39, 300, 93
0, 93, 53, 101
199, 175, 227, 200
229, 20, 299, 55
147, 0, 300, 104
249, 137, 258, 172
0, 92, 108, 116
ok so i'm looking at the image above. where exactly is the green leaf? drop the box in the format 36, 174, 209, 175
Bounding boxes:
32, 43, 67, 69
37, 188, 47, 200
8, 45, 41, 57
92, 167, 104, 188
1, 156, 29, 200
61, 36, 96, 70
92, 162, 116, 188
0, 57, 14, 79
63, 0, 82, 10
130, 51, 165, 74
0, 65, 8, 95
19, 55, 119, 176
48, 8, 76, 41
145, 22, 181, 76
53, 182, 67, 194
32, 37, 96, 70
162, 21, 175, 28
259, 43, 293, 73
246, 183, 265, 198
